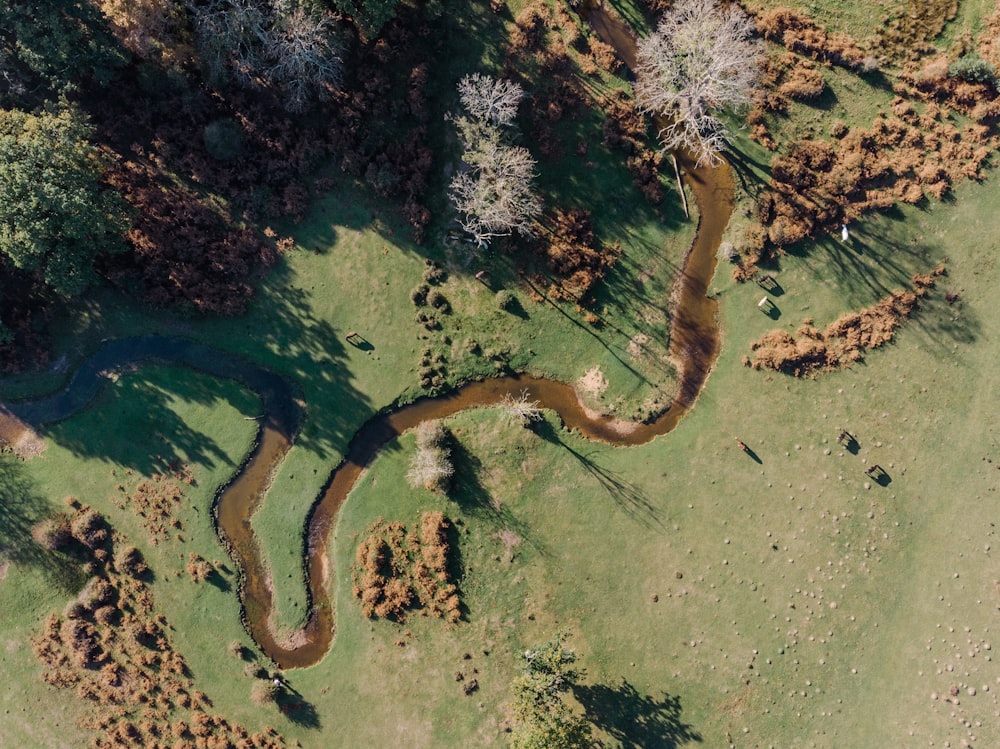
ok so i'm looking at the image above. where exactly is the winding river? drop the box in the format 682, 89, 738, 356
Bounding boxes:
1, 5, 734, 669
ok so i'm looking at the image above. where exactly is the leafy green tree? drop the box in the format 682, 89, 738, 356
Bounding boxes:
0, 0, 126, 101
508, 633, 593, 749
333, 0, 400, 39
0, 107, 130, 296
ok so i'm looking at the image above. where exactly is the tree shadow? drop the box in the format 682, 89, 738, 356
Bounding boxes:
449, 437, 541, 555
534, 419, 663, 529
723, 142, 772, 199
0, 455, 87, 593
3, 335, 308, 477
575, 678, 702, 748
276, 691, 321, 729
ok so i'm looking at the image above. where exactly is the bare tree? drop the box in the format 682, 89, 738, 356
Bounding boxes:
449, 74, 541, 247
407, 420, 454, 493
634, 0, 763, 167
188, 0, 345, 112
266, 3, 345, 112
498, 389, 544, 427
450, 135, 541, 246
188, 0, 269, 87
457, 73, 525, 127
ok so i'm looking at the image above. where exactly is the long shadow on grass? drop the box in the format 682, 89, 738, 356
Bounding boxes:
575, 678, 702, 748
449, 438, 543, 556
276, 691, 321, 729
523, 277, 653, 387
724, 144, 772, 199
534, 420, 663, 529
0, 455, 87, 593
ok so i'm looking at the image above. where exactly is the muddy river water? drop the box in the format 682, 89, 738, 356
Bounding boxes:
4, 4, 734, 669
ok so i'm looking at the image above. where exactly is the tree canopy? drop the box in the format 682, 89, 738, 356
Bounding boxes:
449, 74, 541, 247
634, 0, 763, 167
508, 633, 593, 749
0, 0, 126, 103
0, 107, 130, 297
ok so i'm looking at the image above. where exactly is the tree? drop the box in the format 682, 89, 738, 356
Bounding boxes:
498, 389, 543, 428
0, 0, 126, 102
457, 73, 525, 127
634, 0, 763, 167
265, 2, 346, 112
508, 633, 593, 749
188, 0, 270, 87
0, 107, 129, 296
449, 75, 542, 247
187, 0, 345, 111
332, 0, 400, 39
406, 420, 454, 493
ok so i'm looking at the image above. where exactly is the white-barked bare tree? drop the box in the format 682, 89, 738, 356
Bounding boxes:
449, 74, 542, 247
634, 0, 763, 167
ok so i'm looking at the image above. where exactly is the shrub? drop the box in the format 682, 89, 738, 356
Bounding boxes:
114, 546, 148, 578
948, 53, 997, 87
251, 679, 280, 705
496, 289, 515, 310
407, 420, 454, 493
186, 553, 213, 583
716, 242, 739, 263
32, 516, 73, 550
427, 289, 450, 312
70, 508, 109, 549
422, 261, 447, 284
410, 284, 430, 306
203, 119, 246, 162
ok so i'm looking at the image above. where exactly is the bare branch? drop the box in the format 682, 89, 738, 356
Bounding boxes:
457, 73, 525, 127
448, 75, 541, 247
634, 0, 763, 167
265, 5, 345, 112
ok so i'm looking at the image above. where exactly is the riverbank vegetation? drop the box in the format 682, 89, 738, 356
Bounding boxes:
1, 0, 1000, 747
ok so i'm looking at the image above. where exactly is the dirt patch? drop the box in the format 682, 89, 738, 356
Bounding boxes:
0, 406, 45, 460
0, 560, 8, 581
494, 529, 522, 564
746, 267, 944, 376
577, 366, 609, 398
627, 333, 651, 359
575, 397, 642, 438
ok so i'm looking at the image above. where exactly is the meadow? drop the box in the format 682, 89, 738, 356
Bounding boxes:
1, 0, 999, 747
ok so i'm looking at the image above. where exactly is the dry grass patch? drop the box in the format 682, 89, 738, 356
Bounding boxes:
352, 512, 461, 623
746, 266, 944, 375
30, 503, 287, 748
109, 459, 195, 543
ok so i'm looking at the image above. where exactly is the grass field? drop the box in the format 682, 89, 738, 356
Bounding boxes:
2, 0, 999, 747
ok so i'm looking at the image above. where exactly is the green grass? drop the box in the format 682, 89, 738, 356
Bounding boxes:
3, 1, 1000, 746
0, 366, 264, 746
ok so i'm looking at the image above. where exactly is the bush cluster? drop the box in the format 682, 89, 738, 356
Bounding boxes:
351, 513, 461, 623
